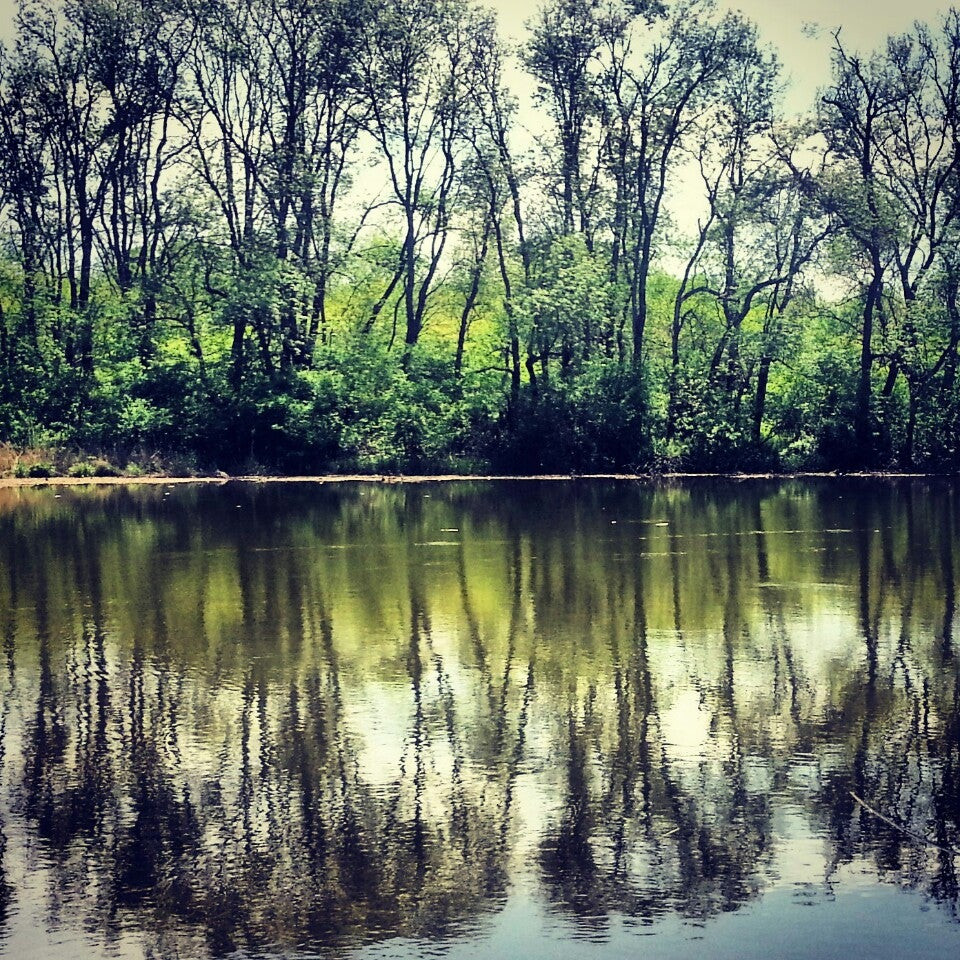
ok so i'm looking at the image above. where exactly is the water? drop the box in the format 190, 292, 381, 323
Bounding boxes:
0, 478, 957, 960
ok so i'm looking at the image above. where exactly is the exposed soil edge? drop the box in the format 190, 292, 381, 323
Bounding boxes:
0, 471, 955, 489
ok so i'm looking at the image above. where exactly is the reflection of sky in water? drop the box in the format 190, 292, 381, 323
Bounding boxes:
0, 479, 958, 959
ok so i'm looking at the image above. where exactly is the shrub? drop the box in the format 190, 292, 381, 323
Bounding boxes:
67, 457, 121, 478
15, 460, 54, 478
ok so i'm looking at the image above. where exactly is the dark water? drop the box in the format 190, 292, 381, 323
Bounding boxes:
0, 479, 958, 960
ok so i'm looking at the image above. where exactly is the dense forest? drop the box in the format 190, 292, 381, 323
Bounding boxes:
1, 0, 960, 474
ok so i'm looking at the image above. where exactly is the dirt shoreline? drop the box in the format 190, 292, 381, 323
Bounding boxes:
0, 470, 954, 488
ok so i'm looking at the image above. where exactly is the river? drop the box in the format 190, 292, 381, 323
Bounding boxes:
0, 478, 958, 959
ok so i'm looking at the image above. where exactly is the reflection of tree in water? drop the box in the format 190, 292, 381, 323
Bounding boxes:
524, 481, 959, 929
7, 571, 530, 955
0, 479, 958, 955
0, 558, 11, 939
813, 490, 960, 915
538, 532, 772, 927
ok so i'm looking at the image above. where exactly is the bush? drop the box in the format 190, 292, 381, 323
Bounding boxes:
15, 460, 54, 478
488, 363, 653, 474
67, 457, 121, 478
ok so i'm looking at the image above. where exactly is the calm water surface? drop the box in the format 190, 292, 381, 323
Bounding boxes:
0, 479, 958, 959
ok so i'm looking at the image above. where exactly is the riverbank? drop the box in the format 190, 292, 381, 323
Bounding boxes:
0, 470, 950, 488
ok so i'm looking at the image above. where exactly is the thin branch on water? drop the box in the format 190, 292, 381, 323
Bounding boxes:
850, 791, 957, 853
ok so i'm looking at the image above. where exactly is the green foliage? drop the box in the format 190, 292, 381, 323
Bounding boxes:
67, 457, 121, 478
334, 347, 483, 472
489, 360, 652, 473
1, 0, 960, 474
519, 235, 618, 367
768, 330, 860, 469
3, 249, 960, 474
664, 377, 774, 472
15, 460, 54, 478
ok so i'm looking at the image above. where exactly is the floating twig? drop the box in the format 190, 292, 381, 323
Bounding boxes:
849, 791, 957, 853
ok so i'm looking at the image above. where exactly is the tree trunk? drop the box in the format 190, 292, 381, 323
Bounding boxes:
855, 260, 882, 462
631, 253, 649, 367
753, 355, 772, 445
455, 221, 489, 379
403, 208, 418, 351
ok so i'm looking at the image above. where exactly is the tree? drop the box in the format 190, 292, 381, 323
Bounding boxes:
0, 37, 52, 361
674, 43, 830, 446
870, 15, 960, 464
248, 0, 369, 371
464, 12, 531, 408
809, 33, 906, 462
525, 0, 605, 239
595, 0, 758, 365
356, 0, 476, 355
802, 14, 960, 464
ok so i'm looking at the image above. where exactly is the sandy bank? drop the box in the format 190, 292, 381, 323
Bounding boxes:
0, 471, 949, 488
